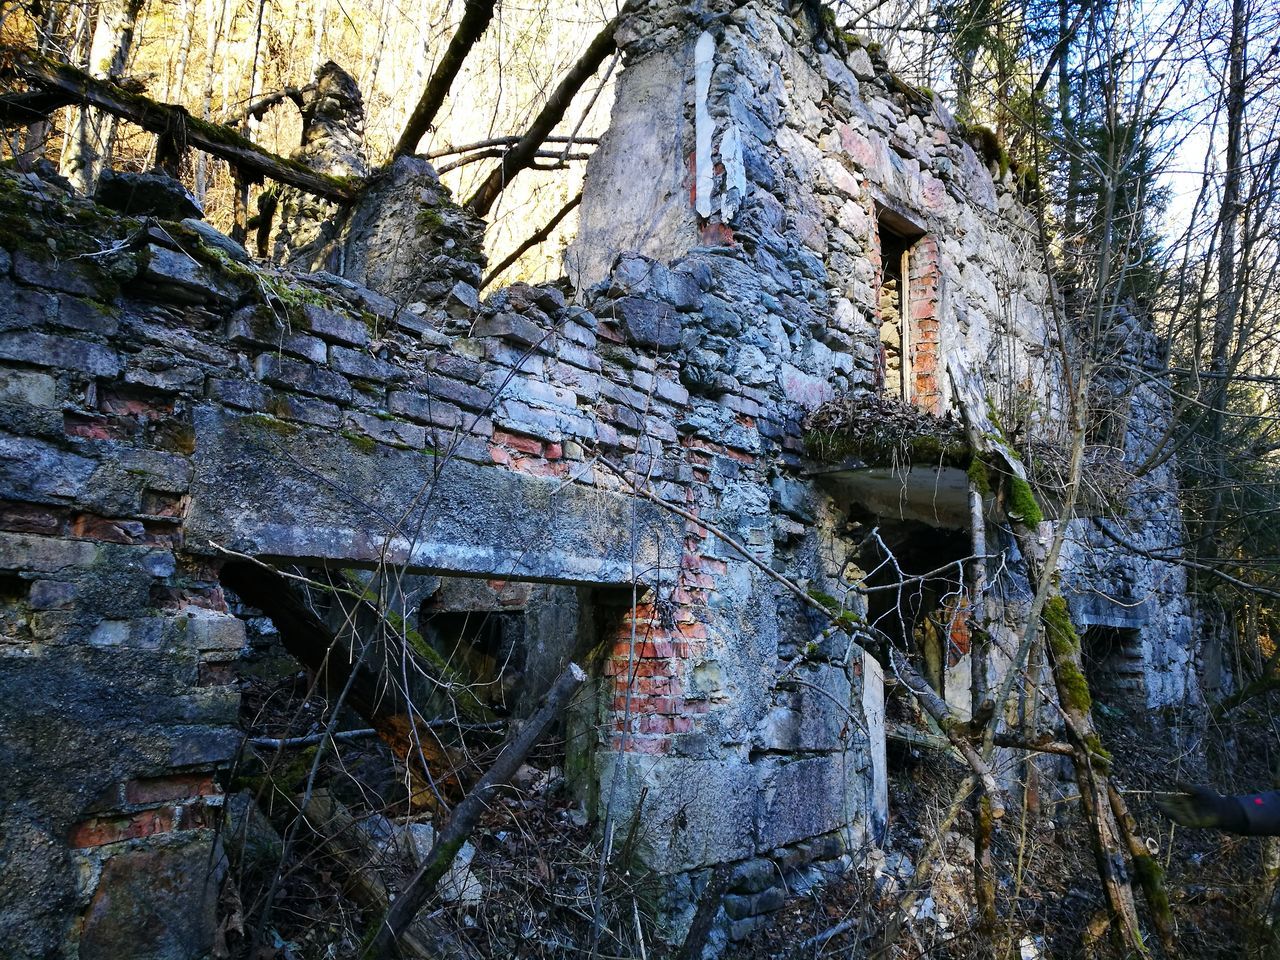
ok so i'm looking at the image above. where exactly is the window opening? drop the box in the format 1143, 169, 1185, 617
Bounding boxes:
874, 206, 930, 408
879, 225, 913, 403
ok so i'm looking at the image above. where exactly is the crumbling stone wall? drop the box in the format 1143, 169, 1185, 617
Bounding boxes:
0, 161, 882, 954
0, 1, 1194, 955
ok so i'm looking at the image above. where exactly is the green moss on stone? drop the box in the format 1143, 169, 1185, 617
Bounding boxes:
1006, 475, 1043, 525
240, 412, 300, 439
962, 124, 1013, 179
341, 431, 378, 455
416, 206, 447, 233
967, 457, 992, 496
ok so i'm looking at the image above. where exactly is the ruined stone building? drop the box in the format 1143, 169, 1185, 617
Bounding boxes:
0, 1, 1197, 956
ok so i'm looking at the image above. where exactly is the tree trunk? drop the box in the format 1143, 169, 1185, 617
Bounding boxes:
60, 0, 147, 193
1197, 0, 1246, 574
465, 4, 631, 217
243, 0, 268, 141
195, 0, 229, 202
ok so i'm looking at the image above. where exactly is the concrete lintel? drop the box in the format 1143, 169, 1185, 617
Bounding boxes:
1069, 592, 1150, 630
810, 461, 972, 528
186, 406, 682, 587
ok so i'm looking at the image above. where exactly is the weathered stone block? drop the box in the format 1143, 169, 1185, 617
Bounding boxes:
168, 726, 241, 767
88, 618, 172, 649
329, 344, 403, 382
0, 280, 56, 334
756, 755, 863, 851
610, 253, 702, 310
141, 245, 240, 305
0, 367, 57, 407
124, 363, 206, 394
28, 579, 77, 609
183, 611, 246, 652
227, 309, 328, 363
343, 409, 427, 448
388, 390, 464, 428
446, 281, 481, 317
757, 665, 850, 752
0, 434, 97, 502
595, 755, 758, 873
78, 842, 220, 960
12, 250, 101, 297
95, 170, 203, 220
55, 296, 119, 336
0, 531, 98, 572
301, 303, 370, 347
610, 297, 682, 350
847, 44, 875, 79
180, 218, 249, 262
207, 378, 270, 410
413, 374, 494, 411
723, 886, 785, 920
472, 311, 547, 348
0, 331, 119, 377
253, 354, 352, 403
269, 392, 342, 428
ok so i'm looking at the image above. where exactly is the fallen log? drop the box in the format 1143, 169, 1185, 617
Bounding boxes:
363, 661, 587, 957
1, 49, 360, 203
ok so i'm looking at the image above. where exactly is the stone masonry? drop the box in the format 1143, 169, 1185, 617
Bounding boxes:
0, 1, 1196, 955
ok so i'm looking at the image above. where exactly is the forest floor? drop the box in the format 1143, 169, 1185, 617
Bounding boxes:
734, 697, 1278, 959
224, 635, 1280, 960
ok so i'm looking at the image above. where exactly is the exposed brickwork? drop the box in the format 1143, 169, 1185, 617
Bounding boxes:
909, 237, 944, 416
69, 802, 219, 848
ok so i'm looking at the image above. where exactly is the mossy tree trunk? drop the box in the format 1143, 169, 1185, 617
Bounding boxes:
1039, 593, 1147, 956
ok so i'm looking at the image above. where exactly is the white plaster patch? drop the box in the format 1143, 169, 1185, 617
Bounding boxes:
694, 31, 715, 219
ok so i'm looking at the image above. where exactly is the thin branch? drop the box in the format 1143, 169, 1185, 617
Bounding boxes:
230, 83, 313, 123
425, 135, 599, 159
482, 192, 582, 288
435, 148, 589, 175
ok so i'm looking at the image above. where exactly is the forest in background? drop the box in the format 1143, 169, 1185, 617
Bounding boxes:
1, 0, 615, 284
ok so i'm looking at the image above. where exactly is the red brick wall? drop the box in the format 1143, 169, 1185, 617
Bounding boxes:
909, 237, 943, 416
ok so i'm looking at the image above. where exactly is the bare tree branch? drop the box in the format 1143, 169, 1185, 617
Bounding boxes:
465, 4, 633, 217
394, 0, 498, 157
482, 192, 582, 288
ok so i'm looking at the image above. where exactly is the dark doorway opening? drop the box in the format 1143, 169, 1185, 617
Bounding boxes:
1081, 625, 1145, 705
